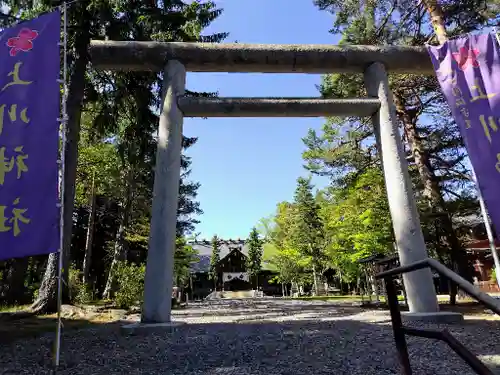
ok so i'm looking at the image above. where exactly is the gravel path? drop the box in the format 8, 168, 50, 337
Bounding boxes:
1, 299, 499, 375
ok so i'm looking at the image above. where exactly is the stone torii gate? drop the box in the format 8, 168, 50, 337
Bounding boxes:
90, 41, 442, 324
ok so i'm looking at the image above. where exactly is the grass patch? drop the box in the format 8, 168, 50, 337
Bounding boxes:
0, 304, 124, 343
0, 304, 31, 312
0, 315, 98, 342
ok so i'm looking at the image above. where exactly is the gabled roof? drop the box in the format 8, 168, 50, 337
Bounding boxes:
188, 239, 275, 273
188, 240, 248, 273
189, 240, 249, 258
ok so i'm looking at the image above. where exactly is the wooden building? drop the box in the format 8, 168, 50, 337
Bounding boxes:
465, 239, 500, 293
455, 213, 500, 293
187, 239, 281, 299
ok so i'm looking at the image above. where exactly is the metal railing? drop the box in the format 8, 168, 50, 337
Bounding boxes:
375, 258, 500, 375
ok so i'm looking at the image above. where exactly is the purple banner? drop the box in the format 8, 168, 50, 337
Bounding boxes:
0, 11, 61, 260
427, 33, 500, 236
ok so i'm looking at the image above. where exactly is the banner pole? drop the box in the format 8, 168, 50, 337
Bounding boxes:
471, 167, 500, 289
54, 2, 68, 369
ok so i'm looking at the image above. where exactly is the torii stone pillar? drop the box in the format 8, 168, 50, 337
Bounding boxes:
364, 62, 439, 314
142, 60, 185, 324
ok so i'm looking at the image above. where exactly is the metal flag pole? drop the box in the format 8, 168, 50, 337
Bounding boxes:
471, 168, 500, 289
54, 1, 68, 368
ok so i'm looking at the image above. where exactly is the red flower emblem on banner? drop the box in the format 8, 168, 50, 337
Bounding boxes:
6, 28, 39, 57
452, 47, 480, 71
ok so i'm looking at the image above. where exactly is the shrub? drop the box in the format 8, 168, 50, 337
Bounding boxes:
491, 268, 497, 283
114, 261, 146, 309
68, 266, 93, 304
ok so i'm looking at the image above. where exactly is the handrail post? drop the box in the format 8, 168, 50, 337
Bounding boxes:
385, 276, 413, 375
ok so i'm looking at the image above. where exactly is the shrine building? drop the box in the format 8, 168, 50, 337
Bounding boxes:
187, 239, 281, 299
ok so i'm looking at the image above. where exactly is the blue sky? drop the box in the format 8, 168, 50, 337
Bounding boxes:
183, 1, 339, 240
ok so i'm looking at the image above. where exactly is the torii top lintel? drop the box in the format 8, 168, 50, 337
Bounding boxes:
89, 40, 434, 74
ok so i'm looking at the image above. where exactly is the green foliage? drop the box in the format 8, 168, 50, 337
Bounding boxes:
75, 111, 122, 208
289, 177, 325, 263
114, 261, 146, 309
491, 268, 497, 283
0, 0, 225, 310
261, 243, 279, 272
68, 266, 93, 304
270, 248, 312, 285
302, 0, 500, 287
125, 216, 151, 257
246, 227, 263, 280
321, 168, 393, 281
261, 169, 392, 286
209, 235, 221, 282
263, 201, 311, 284
174, 237, 199, 287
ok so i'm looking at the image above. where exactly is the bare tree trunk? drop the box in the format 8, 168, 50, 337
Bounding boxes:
374, 273, 380, 303
31, 254, 58, 313
312, 264, 319, 296
102, 219, 128, 299
102, 173, 134, 299
364, 270, 372, 302
420, 0, 471, 303
82, 172, 96, 286
338, 269, 343, 294
31, 9, 91, 314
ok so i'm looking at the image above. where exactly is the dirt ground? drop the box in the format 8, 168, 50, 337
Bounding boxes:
0, 299, 497, 343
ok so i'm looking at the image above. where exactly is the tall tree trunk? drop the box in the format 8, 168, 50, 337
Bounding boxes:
422, 0, 472, 302
31, 8, 91, 314
102, 172, 134, 299
312, 264, 319, 296
189, 274, 193, 300
82, 172, 96, 286
423, 0, 448, 45
31, 255, 58, 313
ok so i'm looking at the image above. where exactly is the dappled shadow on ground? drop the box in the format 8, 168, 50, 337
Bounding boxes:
0, 314, 119, 345
173, 303, 362, 320
1, 308, 499, 375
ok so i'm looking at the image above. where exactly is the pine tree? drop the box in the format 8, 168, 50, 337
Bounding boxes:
246, 227, 263, 289
209, 235, 221, 290
174, 237, 198, 288
310, 0, 499, 301
289, 177, 325, 295
0, 0, 227, 313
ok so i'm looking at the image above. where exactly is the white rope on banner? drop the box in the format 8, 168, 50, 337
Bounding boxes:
54, 2, 68, 369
